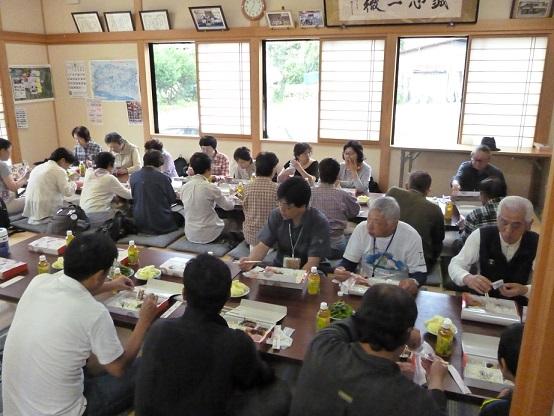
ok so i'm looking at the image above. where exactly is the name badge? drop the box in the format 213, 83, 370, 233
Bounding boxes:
283, 256, 301, 269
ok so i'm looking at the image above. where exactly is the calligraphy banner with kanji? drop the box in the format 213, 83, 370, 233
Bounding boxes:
324, 0, 479, 26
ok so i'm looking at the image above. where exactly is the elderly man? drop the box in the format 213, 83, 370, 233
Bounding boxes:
448, 196, 538, 303
386, 171, 445, 271
451, 145, 506, 193
334, 196, 427, 295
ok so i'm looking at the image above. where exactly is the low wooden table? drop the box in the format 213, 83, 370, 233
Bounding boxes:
1, 235, 503, 404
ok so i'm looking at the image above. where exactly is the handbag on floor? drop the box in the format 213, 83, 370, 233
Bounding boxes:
46, 204, 90, 236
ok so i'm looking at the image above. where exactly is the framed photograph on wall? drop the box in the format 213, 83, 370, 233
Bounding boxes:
298, 10, 324, 28
511, 0, 553, 18
140, 9, 171, 30
266, 10, 294, 29
189, 6, 228, 31
104, 11, 134, 32
323, 0, 479, 27
72, 12, 103, 33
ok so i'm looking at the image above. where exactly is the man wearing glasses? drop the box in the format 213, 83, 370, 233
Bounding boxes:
451, 144, 506, 193
448, 196, 538, 304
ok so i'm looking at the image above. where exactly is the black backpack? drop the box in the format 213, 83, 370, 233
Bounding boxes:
46, 204, 90, 236
97, 211, 137, 242
368, 176, 382, 193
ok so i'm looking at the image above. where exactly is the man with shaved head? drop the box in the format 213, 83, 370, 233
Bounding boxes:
334, 196, 428, 295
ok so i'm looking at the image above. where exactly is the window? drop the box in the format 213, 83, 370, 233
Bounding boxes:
197, 42, 250, 135
394, 37, 468, 147
319, 39, 385, 141
151, 43, 198, 136
461, 37, 547, 148
264, 40, 319, 141
0, 84, 8, 139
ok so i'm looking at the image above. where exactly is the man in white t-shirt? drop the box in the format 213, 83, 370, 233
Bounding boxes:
2, 233, 159, 416
334, 196, 427, 295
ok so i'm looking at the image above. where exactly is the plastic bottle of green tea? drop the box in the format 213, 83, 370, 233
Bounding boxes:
316, 302, 330, 331
37, 255, 50, 275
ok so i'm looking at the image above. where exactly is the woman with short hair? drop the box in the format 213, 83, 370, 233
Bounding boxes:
0, 138, 28, 215
80, 152, 132, 227
277, 142, 319, 185
339, 140, 372, 193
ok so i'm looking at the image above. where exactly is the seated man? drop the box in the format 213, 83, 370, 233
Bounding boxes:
311, 158, 360, 259
130, 150, 180, 235
105, 132, 142, 176
452, 144, 506, 193
144, 138, 178, 178
72, 125, 102, 165
239, 176, 330, 272
80, 151, 132, 227
2, 233, 158, 416
23, 147, 78, 224
334, 196, 427, 295
231, 146, 256, 180
181, 152, 235, 244
386, 170, 445, 271
448, 196, 537, 304
187, 135, 230, 181
135, 254, 290, 415
461, 177, 507, 240
290, 284, 448, 416
243, 151, 279, 246
479, 324, 524, 416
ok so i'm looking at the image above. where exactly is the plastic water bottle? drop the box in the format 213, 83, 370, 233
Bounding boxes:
37, 255, 50, 275
316, 302, 331, 330
307, 266, 320, 295
128, 240, 139, 266
65, 230, 74, 246
0, 228, 10, 257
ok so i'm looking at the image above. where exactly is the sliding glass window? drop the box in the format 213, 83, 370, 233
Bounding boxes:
393, 37, 468, 147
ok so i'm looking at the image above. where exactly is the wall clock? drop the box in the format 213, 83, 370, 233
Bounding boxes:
241, 0, 266, 21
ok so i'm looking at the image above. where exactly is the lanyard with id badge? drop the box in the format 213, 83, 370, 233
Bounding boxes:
370, 228, 397, 277
283, 223, 303, 269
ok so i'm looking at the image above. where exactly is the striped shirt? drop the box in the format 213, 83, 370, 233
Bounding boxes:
242, 177, 278, 246
73, 141, 103, 164
310, 183, 360, 248
462, 198, 502, 239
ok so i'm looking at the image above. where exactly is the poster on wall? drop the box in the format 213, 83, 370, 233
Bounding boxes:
90, 60, 140, 101
9, 65, 54, 102
15, 107, 28, 129
87, 99, 103, 124
65, 61, 88, 98
126, 101, 143, 125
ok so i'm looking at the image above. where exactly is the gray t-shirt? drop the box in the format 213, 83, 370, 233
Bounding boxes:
257, 207, 330, 267
0, 161, 13, 202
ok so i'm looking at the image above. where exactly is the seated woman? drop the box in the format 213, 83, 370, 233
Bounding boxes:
144, 138, 178, 178
72, 125, 102, 166
130, 150, 179, 235
231, 146, 255, 180
104, 132, 142, 177
0, 138, 28, 216
79, 152, 132, 227
23, 148, 78, 224
339, 140, 372, 193
277, 142, 319, 185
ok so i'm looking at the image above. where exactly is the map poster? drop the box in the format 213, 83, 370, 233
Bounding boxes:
15, 107, 28, 129
90, 60, 140, 101
126, 101, 143, 125
87, 99, 103, 125
65, 61, 87, 98
9, 65, 54, 102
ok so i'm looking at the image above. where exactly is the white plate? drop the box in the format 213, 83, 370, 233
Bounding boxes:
135, 268, 161, 281
230, 287, 250, 298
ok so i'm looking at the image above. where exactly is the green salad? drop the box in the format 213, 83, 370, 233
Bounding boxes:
330, 301, 354, 320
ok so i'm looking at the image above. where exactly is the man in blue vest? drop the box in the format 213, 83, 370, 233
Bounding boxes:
448, 196, 538, 304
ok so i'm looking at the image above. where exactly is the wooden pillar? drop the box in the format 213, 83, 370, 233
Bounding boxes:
510, 154, 554, 415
